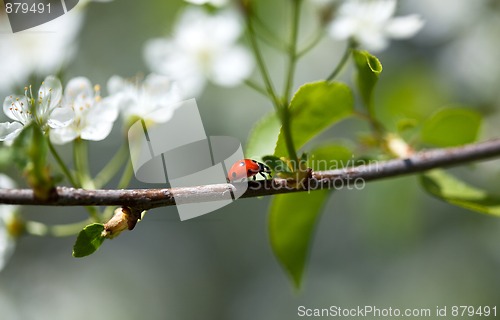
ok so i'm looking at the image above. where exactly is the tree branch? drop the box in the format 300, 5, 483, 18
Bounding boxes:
1, 139, 500, 209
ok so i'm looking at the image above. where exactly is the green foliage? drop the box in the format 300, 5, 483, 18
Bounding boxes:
8, 123, 55, 198
73, 223, 106, 258
352, 50, 383, 113
262, 155, 292, 174
308, 144, 353, 171
269, 143, 354, 288
421, 170, 500, 216
274, 81, 354, 158
269, 190, 330, 288
376, 65, 452, 131
11, 123, 35, 169
421, 108, 482, 147
0, 147, 13, 170
246, 112, 281, 160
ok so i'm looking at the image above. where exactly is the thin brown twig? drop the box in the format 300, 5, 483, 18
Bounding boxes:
1, 139, 500, 210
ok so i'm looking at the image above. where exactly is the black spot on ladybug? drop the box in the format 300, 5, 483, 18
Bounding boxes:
247, 169, 252, 175
232, 172, 237, 178
251, 159, 257, 163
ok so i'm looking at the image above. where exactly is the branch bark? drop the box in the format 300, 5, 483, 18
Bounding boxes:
1, 138, 500, 210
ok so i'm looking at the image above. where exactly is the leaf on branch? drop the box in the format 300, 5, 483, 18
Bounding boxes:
421, 107, 482, 147
269, 190, 330, 289
262, 155, 293, 174
353, 50, 383, 113
11, 122, 35, 169
246, 112, 281, 160
269, 143, 353, 288
308, 143, 353, 171
274, 81, 354, 158
420, 170, 500, 217
73, 223, 106, 258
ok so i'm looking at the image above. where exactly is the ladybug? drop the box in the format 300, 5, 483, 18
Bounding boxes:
227, 159, 272, 182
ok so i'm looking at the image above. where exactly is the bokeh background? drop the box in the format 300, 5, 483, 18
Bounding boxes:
1, 0, 500, 319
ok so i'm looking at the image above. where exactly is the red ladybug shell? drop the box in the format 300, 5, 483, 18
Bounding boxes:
227, 159, 271, 182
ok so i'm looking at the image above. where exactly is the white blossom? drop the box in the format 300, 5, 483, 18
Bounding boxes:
328, 0, 424, 52
184, 0, 228, 7
0, 11, 82, 93
50, 77, 118, 145
0, 174, 18, 271
107, 74, 182, 124
0, 76, 75, 144
0, 0, 112, 94
144, 8, 254, 97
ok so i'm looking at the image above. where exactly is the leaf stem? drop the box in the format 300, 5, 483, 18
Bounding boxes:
246, 11, 281, 110
281, 0, 303, 165
25, 219, 93, 237
244, 79, 269, 97
94, 143, 128, 188
283, 0, 302, 102
73, 138, 95, 189
48, 139, 78, 187
353, 110, 386, 137
117, 159, 134, 189
297, 29, 324, 58
326, 41, 355, 81
254, 14, 287, 52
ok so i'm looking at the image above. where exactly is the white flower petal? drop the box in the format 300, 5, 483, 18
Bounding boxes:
145, 102, 180, 123
107, 75, 127, 95
0, 122, 23, 142
64, 77, 93, 104
0, 174, 17, 271
385, 15, 425, 39
144, 8, 248, 96
47, 107, 75, 128
211, 46, 254, 87
370, 0, 397, 23
328, 18, 358, 40
0, 225, 15, 271
3, 95, 30, 124
326, 0, 424, 51
176, 8, 241, 47
358, 32, 389, 52
38, 76, 63, 112
49, 127, 79, 145
185, 0, 228, 6
144, 74, 177, 98
86, 97, 119, 123
80, 122, 113, 141
0, 174, 16, 189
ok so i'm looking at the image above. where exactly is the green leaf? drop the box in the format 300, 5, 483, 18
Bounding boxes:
308, 144, 353, 171
421, 170, 500, 216
73, 223, 106, 258
262, 155, 292, 174
246, 112, 281, 160
353, 50, 383, 113
421, 107, 482, 147
269, 190, 330, 288
274, 81, 354, 158
0, 147, 13, 169
11, 122, 35, 169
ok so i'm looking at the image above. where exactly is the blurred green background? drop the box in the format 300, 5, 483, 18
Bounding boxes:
1, 0, 500, 319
